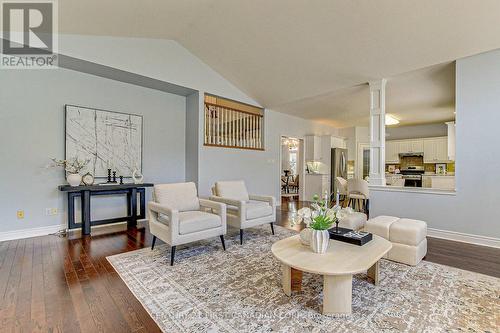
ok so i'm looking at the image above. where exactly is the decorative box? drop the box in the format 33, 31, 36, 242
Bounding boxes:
328, 226, 373, 246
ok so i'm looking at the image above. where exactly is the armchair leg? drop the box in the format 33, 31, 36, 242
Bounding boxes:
240, 229, 244, 245
270, 222, 275, 235
219, 235, 226, 251
151, 236, 157, 250
170, 246, 176, 266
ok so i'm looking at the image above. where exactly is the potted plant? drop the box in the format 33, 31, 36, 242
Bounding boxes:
51, 157, 90, 186
292, 192, 345, 253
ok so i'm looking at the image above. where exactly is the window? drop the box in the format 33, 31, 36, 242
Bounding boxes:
204, 94, 264, 150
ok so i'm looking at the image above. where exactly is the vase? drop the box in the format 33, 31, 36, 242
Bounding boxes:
310, 229, 330, 254
132, 169, 144, 184
67, 173, 82, 187
299, 228, 312, 246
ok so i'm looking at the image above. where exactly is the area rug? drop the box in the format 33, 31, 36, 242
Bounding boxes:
107, 225, 500, 332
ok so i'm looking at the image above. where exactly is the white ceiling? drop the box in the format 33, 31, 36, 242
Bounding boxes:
273, 62, 456, 127
58, 0, 500, 126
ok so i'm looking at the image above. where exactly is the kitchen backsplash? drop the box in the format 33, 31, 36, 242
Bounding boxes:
386, 162, 456, 173
399, 156, 424, 169
424, 164, 436, 172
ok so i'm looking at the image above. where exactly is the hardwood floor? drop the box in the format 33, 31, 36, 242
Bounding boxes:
278, 199, 500, 277
0, 200, 498, 332
0, 226, 161, 332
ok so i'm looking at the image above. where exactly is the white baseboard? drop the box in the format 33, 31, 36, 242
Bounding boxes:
428, 228, 500, 248
0, 224, 65, 242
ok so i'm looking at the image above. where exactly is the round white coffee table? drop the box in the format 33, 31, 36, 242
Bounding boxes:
271, 234, 392, 315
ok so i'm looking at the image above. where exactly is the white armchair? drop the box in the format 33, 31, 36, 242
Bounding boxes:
148, 182, 227, 265
209, 180, 276, 244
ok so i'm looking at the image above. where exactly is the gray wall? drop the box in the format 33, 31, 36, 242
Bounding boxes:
185, 92, 200, 184
0, 36, 343, 238
197, 110, 340, 200
386, 123, 448, 140
0, 68, 186, 233
371, 49, 500, 239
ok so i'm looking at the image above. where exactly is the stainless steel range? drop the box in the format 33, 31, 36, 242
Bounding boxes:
401, 166, 425, 187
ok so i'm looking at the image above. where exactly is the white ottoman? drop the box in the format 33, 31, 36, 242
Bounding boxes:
338, 212, 367, 231
365, 216, 427, 266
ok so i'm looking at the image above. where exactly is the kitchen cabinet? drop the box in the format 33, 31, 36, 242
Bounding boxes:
399, 139, 423, 153
398, 141, 410, 155
435, 137, 448, 161
320, 135, 347, 174
431, 176, 455, 190
385, 136, 450, 164
386, 141, 400, 163
331, 136, 346, 149
446, 122, 456, 161
305, 136, 322, 161
422, 176, 432, 188
422, 175, 455, 190
423, 137, 449, 163
423, 140, 436, 163
304, 174, 330, 201
386, 174, 403, 185
385, 139, 423, 163
307, 135, 346, 168
410, 140, 424, 153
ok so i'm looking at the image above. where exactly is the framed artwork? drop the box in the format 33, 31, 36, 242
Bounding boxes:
65, 104, 143, 178
435, 163, 447, 175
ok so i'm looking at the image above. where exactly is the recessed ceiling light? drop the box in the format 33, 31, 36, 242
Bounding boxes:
385, 114, 400, 126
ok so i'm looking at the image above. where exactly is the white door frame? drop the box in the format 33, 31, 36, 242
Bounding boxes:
279, 135, 306, 202
356, 142, 370, 179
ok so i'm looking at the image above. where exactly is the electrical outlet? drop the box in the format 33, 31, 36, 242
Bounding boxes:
17, 210, 24, 219
45, 208, 58, 216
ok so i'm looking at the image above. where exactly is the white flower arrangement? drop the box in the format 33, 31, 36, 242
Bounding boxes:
290, 192, 354, 230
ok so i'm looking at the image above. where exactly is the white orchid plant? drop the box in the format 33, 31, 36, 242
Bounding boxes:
291, 192, 352, 231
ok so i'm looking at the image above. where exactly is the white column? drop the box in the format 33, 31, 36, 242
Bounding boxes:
369, 79, 387, 186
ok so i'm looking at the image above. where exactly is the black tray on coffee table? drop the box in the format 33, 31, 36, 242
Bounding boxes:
328, 226, 373, 246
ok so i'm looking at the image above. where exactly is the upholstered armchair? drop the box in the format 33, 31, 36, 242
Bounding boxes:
209, 180, 276, 244
148, 182, 227, 266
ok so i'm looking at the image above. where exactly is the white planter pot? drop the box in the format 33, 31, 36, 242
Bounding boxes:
67, 173, 82, 187
310, 229, 330, 254
299, 228, 312, 246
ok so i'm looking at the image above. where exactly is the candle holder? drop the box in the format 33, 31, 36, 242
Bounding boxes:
107, 169, 112, 183
119, 176, 123, 185
112, 171, 117, 183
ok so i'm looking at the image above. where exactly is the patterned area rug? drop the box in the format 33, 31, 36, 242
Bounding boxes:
107, 225, 500, 332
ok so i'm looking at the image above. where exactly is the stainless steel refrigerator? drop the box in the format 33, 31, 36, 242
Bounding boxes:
330, 148, 348, 197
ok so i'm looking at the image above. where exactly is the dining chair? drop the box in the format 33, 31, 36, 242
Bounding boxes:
347, 178, 370, 214
335, 176, 348, 206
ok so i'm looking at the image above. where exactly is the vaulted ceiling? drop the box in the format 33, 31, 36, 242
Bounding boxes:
58, 0, 500, 126
273, 62, 456, 127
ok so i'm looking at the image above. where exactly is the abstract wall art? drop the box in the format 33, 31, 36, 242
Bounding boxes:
65, 105, 143, 178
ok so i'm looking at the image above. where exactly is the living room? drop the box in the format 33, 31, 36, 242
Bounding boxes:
0, 2, 499, 332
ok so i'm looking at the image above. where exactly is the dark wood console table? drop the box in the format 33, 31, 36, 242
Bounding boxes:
59, 183, 154, 235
